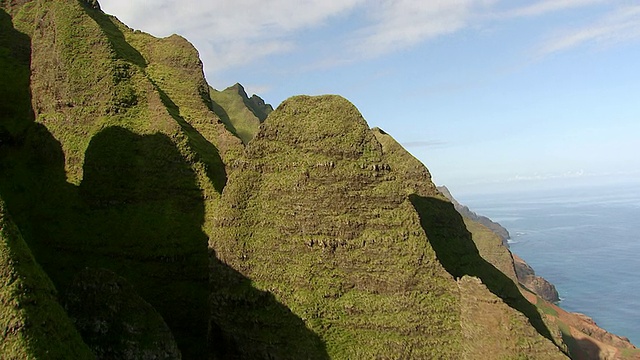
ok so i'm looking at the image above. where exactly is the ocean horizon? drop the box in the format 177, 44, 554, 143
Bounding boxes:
459, 182, 640, 346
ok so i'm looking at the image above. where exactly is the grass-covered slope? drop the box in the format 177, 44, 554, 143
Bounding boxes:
1, 197, 94, 360
444, 187, 640, 359
210, 83, 273, 144
372, 128, 566, 359
212, 95, 461, 358
0, 1, 241, 358
211, 95, 567, 359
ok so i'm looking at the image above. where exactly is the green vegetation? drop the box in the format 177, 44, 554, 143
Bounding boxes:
0, 1, 621, 358
536, 297, 559, 317
0, 9, 32, 141
211, 95, 570, 358
210, 83, 273, 144
64, 268, 181, 359
1, 197, 95, 359
463, 218, 518, 282
0, 1, 236, 358
212, 95, 463, 358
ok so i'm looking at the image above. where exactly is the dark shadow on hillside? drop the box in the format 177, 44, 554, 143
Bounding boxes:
79, 126, 210, 358
1, 8, 326, 357
84, 2, 227, 193
242, 95, 269, 123
409, 194, 556, 344
0, 11, 94, 358
1, 122, 328, 359
152, 81, 228, 193
562, 332, 602, 360
0, 10, 77, 278
0, 9, 34, 143
80, 3, 147, 68
209, 251, 330, 360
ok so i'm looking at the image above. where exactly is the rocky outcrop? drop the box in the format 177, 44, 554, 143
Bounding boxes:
513, 254, 560, 303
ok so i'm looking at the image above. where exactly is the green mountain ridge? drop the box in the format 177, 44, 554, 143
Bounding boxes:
210, 83, 273, 145
0, 1, 637, 359
437, 185, 511, 245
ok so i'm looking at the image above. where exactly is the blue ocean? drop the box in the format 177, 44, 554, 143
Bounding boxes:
459, 182, 640, 346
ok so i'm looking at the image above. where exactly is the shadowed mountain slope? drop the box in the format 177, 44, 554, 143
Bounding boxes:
1, 197, 95, 360
1, 1, 237, 358
438, 186, 561, 302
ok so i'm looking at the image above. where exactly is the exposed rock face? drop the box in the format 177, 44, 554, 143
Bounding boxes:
513, 254, 560, 303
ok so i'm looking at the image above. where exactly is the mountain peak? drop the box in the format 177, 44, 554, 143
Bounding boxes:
210, 83, 273, 144
81, 0, 101, 10
256, 95, 375, 158
227, 82, 249, 99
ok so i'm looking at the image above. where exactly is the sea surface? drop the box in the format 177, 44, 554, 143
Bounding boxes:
459, 182, 640, 346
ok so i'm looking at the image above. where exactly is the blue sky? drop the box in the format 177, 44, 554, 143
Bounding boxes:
100, 0, 640, 196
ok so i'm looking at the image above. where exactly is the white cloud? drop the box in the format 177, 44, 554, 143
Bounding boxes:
100, 0, 503, 73
100, 0, 365, 74
350, 0, 496, 58
99, 0, 637, 81
500, 0, 607, 18
538, 5, 640, 55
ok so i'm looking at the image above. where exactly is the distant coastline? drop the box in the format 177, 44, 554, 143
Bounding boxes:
458, 182, 640, 346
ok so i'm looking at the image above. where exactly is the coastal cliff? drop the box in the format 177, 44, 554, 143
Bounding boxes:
437, 187, 639, 359
438, 186, 560, 303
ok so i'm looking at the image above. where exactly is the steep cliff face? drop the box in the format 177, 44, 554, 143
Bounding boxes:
211, 95, 460, 358
0, 1, 238, 358
210, 95, 565, 359
441, 188, 640, 359
439, 187, 560, 303
512, 254, 560, 303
